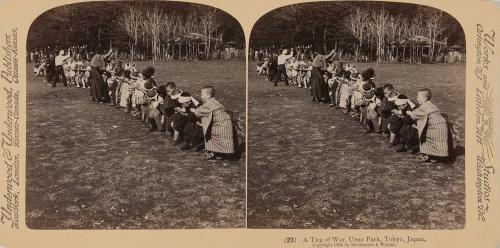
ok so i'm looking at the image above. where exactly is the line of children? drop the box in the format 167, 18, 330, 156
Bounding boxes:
256, 60, 460, 164
34, 59, 242, 161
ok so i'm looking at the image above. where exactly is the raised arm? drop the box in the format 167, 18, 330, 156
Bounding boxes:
326, 49, 336, 59
104, 49, 114, 60
284, 50, 294, 60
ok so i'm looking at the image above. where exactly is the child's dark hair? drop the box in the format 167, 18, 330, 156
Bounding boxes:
157, 85, 168, 98
142, 66, 155, 79
374, 87, 385, 99
383, 84, 394, 91
123, 70, 131, 79
165, 81, 176, 89
419, 88, 432, 100
343, 70, 351, 79
103, 71, 111, 78
202, 86, 215, 97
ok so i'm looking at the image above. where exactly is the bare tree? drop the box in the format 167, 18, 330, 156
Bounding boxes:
407, 13, 425, 62
200, 8, 217, 60
372, 8, 388, 63
117, 6, 144, 60
385, 15, 403, 62
145, 5, 162, 62
184, 12, 202, 59
160, 13, 176, 60
425, 9, 445, 63
344, 7, 369, 61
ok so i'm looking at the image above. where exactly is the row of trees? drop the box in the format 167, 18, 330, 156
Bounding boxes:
250, 2, 465, 63
28, 1, 245, 61
117, 5, 219, 61
345, 7, 447, 63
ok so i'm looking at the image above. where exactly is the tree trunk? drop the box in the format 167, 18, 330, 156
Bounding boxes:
396, 46, 399, 61
323, 26, 327, 53
402, 46, 406, 62
354, 42, 358, 62
97, 26, 101, 49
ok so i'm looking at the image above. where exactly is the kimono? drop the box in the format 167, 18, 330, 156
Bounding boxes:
268, 56, 278, 82
351, 80, 365, 109
89, 53, 111, 102
131, 79, 147, 108
381, 94, 398, 133
398, 106, 418, 148
161, 94, 179, 133
193, 98, 235, 154
409, 101, 450, 157
172, 101, 198, 132
119, 78, 132, 108
310, 54, 329, 101
338, 78, 351, 109
364, 95, 381, 131
147, 94, 164, 130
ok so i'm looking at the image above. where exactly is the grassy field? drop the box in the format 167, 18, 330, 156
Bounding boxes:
26, 60, 246, 229
247, 62, 465, 229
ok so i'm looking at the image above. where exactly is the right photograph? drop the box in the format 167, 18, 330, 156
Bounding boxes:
247, 1, 465, 229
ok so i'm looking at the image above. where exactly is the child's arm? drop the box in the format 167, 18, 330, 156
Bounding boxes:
191, 104, 211, 118
407, 107, 426, 120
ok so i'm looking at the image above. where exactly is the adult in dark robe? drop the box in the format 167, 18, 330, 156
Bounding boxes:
89, 48, 113, 102
310, 49, 336, 102
45, 54, 55, 83
267, 54, 278, 82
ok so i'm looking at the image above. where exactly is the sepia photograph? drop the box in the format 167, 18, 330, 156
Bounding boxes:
26, 1, 246, 229
247, 1, 466, 229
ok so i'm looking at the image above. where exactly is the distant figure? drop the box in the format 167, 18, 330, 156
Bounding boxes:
89, 48, 113, 102
52, 49, 71, 87
274, 49, 294, 86
310, 48, 335, 102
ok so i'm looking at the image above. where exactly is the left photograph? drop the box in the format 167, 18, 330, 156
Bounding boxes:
26, 1, 246, 229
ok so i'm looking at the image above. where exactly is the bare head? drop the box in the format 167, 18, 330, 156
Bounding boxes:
200, 86, 215, 101
165, 82, 176, 93
417, 88, 432, 104
383, 84, 394, 97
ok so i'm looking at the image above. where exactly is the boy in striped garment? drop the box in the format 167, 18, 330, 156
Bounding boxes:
408, 88, 451, 163
191, 86, 235, 160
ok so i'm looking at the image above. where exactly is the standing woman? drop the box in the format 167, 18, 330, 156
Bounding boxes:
310, 48, 336, 103
89, 48, 113, 102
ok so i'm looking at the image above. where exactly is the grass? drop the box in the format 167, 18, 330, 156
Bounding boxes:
25, 60, 246, 229
247, 62, 465, 229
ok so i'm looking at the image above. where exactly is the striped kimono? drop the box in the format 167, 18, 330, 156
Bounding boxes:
194, 98, 235, 154
409, 101, 449, 157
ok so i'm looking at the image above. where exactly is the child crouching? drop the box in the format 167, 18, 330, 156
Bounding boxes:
408, 88, 452, 163
191, 86, 236, 160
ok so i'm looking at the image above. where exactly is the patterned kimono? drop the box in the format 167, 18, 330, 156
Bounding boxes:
409, 101, 450, 157
147, 94, 164, 130
337, 79, 351, 109
119, 78, 132, 108
194, 98, 235, 154
364, 95, 381, 131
